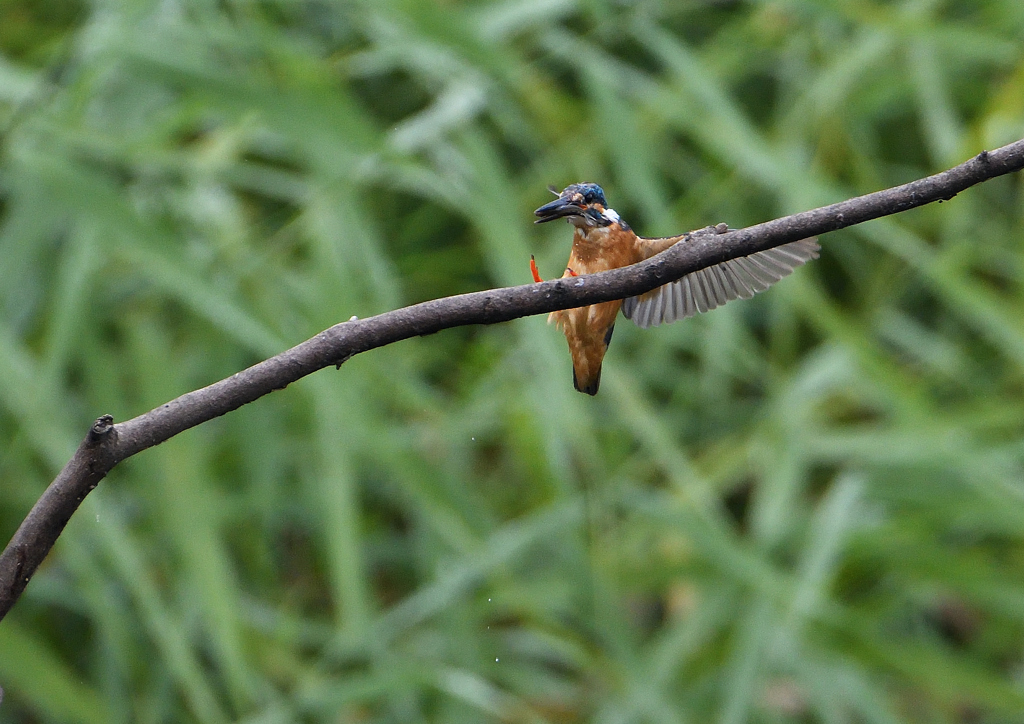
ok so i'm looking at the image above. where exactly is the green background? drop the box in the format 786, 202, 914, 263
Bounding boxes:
2, 0, 1024, 722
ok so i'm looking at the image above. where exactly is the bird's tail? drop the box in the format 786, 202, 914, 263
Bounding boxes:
573, 366, 601, 396
570, 322, 614, 396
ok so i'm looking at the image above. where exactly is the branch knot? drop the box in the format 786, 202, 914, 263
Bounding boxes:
87, 414, 117, 446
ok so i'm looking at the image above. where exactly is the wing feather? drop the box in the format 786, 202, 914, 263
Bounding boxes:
713, 264, 739, 299
693, 270, 713, 312
692, 271, 711, 314
681, 275, 696, 318
718, 261, 753, 299
733, 256, 777, 288
663, 276, 679, 323
695, 270, 715, 311
623, 238, 819, 329
705, 267, 729, 307
745, 253, 782, 278
730, 258, 771, 292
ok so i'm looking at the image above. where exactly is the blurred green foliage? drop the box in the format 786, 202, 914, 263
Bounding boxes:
1, 0, 1024, 722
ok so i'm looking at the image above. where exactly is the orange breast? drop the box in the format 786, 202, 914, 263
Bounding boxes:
569, 226, 643, 272
547, 225, 643, 394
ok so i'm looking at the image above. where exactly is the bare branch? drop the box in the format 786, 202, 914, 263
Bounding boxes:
2, 140, 1023, 621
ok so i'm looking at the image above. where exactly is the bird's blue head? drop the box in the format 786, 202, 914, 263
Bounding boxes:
565, 182, 607, 207
534, 182, 622, 228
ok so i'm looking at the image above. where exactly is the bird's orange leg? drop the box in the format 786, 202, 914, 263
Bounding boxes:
530, 255, 543, 283
566, 268, 578, 277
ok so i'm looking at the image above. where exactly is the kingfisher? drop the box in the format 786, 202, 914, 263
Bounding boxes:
532, 182, 819, 395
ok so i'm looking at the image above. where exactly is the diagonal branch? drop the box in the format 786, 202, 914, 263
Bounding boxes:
2, 140, 1024, 621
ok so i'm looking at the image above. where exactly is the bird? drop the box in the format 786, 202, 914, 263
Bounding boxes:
532, 182, 819, 395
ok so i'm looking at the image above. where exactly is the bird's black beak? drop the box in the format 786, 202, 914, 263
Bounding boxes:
534, 196, 583, 224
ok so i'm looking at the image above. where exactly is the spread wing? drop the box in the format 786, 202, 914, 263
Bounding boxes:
621, 238, 820, 328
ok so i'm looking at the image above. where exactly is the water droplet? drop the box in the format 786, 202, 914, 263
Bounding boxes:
495, 658, 499, 662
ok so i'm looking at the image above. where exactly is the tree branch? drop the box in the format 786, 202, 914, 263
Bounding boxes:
2, 140, 1023, 621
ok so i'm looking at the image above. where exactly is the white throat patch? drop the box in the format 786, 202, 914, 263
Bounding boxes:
602, 207, 620, 223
